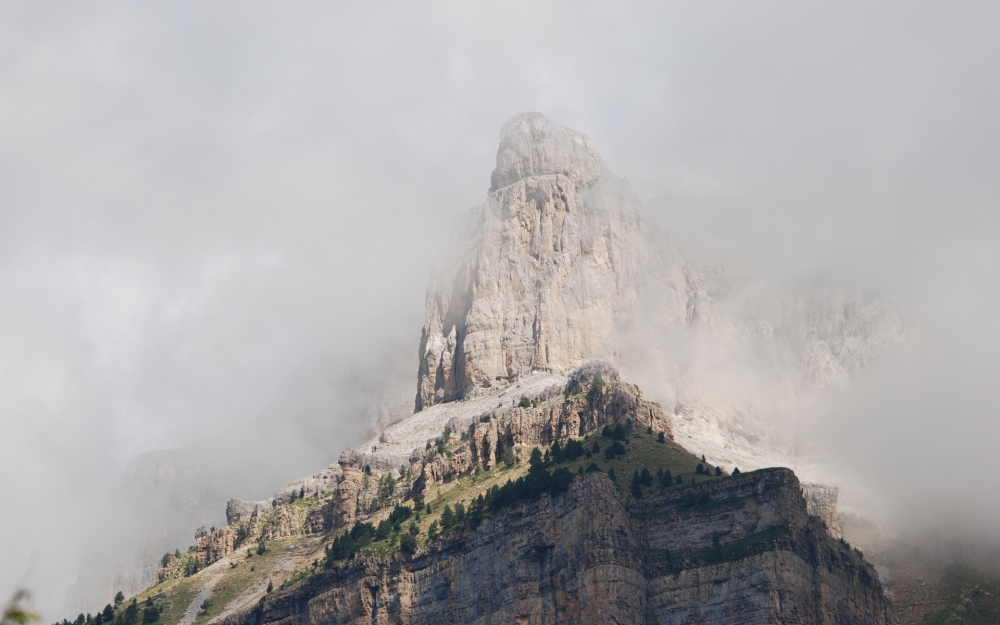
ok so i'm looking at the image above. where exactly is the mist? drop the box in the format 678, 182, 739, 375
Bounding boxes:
2, 1, 999, 618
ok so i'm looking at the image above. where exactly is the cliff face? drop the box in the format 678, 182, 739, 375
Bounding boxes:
226, 469, 893, 625
416, 113, 691, 410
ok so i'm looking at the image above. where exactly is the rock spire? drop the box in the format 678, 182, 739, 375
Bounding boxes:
416, 113, 656, 410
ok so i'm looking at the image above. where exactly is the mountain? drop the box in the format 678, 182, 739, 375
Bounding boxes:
81, 113, 904, 625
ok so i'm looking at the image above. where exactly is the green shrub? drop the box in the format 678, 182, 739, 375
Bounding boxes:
399, 532, 417, 556
501, 447, 517, 467
639, 467, 653, 486
587, 372, 605, 404
603, 440, 626, 460
631, 471, 643, 499
141, 599, 160, 624
601, 423, 627, 440
326, 522, 376, 562
657, 468, 672, 487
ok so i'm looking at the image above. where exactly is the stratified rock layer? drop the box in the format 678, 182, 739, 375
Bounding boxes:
223, 469, 894, 625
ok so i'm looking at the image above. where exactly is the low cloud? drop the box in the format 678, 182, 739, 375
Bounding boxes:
2, 1, 999, 617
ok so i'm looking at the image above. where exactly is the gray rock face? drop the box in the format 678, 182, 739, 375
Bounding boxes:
270, 462, 342, 506
417, 113, 676, 410
225, 498, 273, 525
222, 469, 894, 625
803, 483, 844, 539
489, 112, 606, 190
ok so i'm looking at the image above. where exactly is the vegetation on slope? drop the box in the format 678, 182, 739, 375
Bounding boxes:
323, 421, 731, 568
118, 417, 739, 625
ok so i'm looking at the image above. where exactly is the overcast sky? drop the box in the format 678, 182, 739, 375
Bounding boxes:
2, 1, 1000, 616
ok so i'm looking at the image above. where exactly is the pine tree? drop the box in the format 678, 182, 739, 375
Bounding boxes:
630, 471, 642, 499
639, 467, 652, 486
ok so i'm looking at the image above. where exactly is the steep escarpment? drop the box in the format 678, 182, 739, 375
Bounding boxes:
223, 469, 893, 625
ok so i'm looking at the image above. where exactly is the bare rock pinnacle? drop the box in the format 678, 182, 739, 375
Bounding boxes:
416, 113, 660, 410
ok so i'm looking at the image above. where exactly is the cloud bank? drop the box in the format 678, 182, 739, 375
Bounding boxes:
1, 1, 999, 616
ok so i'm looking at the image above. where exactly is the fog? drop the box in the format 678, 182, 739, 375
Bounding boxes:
2, 1, 999, 617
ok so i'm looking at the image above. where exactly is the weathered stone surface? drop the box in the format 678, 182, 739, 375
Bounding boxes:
803, 482, 844, 539
226, 498, 273, 525
196, 526, 237, 567
272, 463, 342, 506
222, 469, 894, 625
416, 113, 683, 410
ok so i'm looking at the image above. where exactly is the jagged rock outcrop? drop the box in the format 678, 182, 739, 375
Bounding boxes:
416, 113, 692, 410
182, 496, 337, 571
329, 364, 668, 524
222, 469, 894, 625
226, 498, 273, 525
271, 463, 343, 506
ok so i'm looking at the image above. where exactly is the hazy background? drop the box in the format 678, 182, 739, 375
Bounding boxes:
2, 1, 999, 617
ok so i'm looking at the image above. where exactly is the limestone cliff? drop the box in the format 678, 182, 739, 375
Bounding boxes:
222, 469, 893, 625
416, 113, 691, 410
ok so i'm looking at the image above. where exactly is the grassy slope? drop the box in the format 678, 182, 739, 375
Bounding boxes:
138, 538, 326, 625
360, 426, 726, 555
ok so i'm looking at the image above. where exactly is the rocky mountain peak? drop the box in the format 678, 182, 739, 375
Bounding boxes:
416, 113, 658, 410
489, 112, 605, 191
